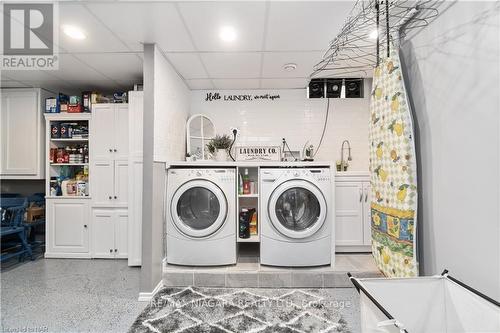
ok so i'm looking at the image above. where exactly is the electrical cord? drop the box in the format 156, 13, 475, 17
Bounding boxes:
228, 129, 237, 161
313, 97, 330, 158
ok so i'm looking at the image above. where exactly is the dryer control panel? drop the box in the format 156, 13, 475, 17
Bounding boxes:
260, 168, 331, 183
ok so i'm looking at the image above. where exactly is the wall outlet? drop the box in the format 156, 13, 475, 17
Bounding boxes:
230, 127, 240, 137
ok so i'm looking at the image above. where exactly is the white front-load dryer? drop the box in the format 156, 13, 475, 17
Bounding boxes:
166, 168, 236, 266
260, 167, 332, 267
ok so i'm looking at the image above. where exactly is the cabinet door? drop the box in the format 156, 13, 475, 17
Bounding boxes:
363, 182, 372, 245
114, 104, 129, 159
0, 89, 40, 176
47, 200, 89, 253
92, 160, 114, 205
91, 104, 115, 160
335, 182, 364, 246
114, 160, 128, 206
92, 209, 115, 258
115, 210, 128, 258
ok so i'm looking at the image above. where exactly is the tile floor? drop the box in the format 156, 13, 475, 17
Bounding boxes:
164, 253, 382, 288
1, 259, 146, 333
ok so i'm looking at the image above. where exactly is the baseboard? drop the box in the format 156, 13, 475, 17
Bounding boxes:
138, 280, 163, 302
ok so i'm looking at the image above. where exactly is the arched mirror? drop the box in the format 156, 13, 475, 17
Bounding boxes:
186, 114, 216, 160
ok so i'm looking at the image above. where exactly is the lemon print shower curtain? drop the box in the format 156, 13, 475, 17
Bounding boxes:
369, 45, 418, 277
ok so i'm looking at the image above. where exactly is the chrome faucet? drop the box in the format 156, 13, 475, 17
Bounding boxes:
340, 140, 352, 171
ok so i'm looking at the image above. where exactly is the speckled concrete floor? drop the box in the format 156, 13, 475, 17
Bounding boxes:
1, 259, 146, 333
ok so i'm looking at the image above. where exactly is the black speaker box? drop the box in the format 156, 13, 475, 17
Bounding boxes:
326, 79, 343, 98
308, 79, 325, 98
345, 79, 364, 98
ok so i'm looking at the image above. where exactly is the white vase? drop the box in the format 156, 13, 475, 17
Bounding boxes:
214, 149, 228, 161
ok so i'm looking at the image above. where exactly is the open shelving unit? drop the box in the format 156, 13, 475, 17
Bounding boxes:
236, 166, 260, 243
44, 113, 92, 198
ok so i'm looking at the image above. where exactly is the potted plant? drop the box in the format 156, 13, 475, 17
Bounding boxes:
207, 134, 232, 161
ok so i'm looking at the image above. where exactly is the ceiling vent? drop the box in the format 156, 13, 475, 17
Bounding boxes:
307, 78, 364, 99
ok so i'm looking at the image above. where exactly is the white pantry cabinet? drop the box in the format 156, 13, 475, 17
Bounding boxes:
45, 198, 91, 258
0, 88, 48, 179
335, 172, 372, 253
92, 209, 128, 259
91, 104, 129, 207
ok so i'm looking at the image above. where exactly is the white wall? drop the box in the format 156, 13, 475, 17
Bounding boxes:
153, 47, 190, 162
190, 81, 372, 171
401, 1, 500, 299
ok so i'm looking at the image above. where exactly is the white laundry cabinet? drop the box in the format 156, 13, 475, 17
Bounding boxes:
0, 88, 48, 179
335, 172, 372, 252
90, 104, 129, 259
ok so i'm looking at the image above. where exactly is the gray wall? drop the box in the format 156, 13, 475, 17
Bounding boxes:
400, 1, 500, 299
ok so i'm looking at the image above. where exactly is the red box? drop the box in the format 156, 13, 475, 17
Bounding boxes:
67, 104, 82, 113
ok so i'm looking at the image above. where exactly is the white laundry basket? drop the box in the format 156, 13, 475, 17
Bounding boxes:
348, 270, 500, 333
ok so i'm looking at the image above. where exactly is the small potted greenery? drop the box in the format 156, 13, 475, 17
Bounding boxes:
207, 134, 232, 161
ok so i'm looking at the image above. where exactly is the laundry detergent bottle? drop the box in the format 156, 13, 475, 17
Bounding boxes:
243, 168, 250, 194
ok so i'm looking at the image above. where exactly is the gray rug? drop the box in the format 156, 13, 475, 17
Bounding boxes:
129, 287, 360, 333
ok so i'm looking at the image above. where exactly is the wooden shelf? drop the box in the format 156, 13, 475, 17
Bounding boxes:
50, 163, 88, 166
51, 138, 88, 142
238, 194, 258, 198
238, 235, 260, 243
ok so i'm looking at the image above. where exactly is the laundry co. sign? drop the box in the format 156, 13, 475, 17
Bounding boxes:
205, 92, 280, 102
235, 146, 281, 161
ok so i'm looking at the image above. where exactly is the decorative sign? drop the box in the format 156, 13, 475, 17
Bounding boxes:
205, 92, 280, 102
235, 146, 281, 161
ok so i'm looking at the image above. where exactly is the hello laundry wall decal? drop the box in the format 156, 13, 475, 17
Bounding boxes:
205, 92, 280, 102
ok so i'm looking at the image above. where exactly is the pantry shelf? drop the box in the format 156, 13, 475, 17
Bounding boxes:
50, 138, 88, 142
50, 163, 89, 166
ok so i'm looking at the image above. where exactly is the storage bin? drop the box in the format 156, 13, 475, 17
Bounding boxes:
348, 270, 500, 333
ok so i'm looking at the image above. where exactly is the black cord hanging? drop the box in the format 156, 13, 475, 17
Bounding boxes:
386, 0, 390, 57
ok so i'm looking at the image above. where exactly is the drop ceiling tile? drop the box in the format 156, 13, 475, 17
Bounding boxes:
73, 53, 143, 81
52, 54, 109, 81
84, 2, 194, 52
0, 70, 61, 82
167, 53, 208, 79
0, 80, 29, 88
58, 3, 130, 53
201, 53, 261, 79
260, 78, 309, 89
212, 79, 260, 90
262, 51, 324, 78
265, 1, 353, 51
178, 2, 266, 51
186, 79, 214, 90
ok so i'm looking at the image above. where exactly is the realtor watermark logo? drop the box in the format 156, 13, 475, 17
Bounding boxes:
1, 2, 59, 70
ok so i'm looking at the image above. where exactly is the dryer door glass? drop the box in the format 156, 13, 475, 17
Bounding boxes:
177, 187, 221, 230
275, 187, 321, 231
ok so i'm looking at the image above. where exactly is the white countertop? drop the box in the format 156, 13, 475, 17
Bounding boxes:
166, 160, 370, 178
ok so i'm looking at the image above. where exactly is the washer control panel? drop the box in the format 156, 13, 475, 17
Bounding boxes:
169, 168, 235, 182
261, 168, 331, 182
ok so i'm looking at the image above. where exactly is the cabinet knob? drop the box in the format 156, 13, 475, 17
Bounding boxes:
109, 196, 112, 199
109, 149, 113, 152
114, 196, 117, 199
114, 249, 117, 252
114, 149, 117, 152
109, 249, 113, 253
84, 224, 88, 228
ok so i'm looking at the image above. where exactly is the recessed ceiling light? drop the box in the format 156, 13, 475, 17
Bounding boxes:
283, 63, 297, 72
219, 26, 237, 42
369, 29, 378, 40
63, 25, 86, 40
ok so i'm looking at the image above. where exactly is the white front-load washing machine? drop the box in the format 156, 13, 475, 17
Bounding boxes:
260, 167, 332, 267
166, 168, 236, 266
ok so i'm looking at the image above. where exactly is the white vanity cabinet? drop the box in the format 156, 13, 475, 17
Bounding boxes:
45, 198, 91, 258
0, 88, 47, 179
335, 172, 372, 252
92, 209, 128, 259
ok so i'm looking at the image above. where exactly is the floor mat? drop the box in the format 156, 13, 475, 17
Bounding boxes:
129, 287, 359, 333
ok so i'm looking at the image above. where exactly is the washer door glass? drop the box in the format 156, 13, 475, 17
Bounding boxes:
177, 187, 221, 230
268, 179, 327, 239
275, 187, 320, 231
171, 180, 228, 238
